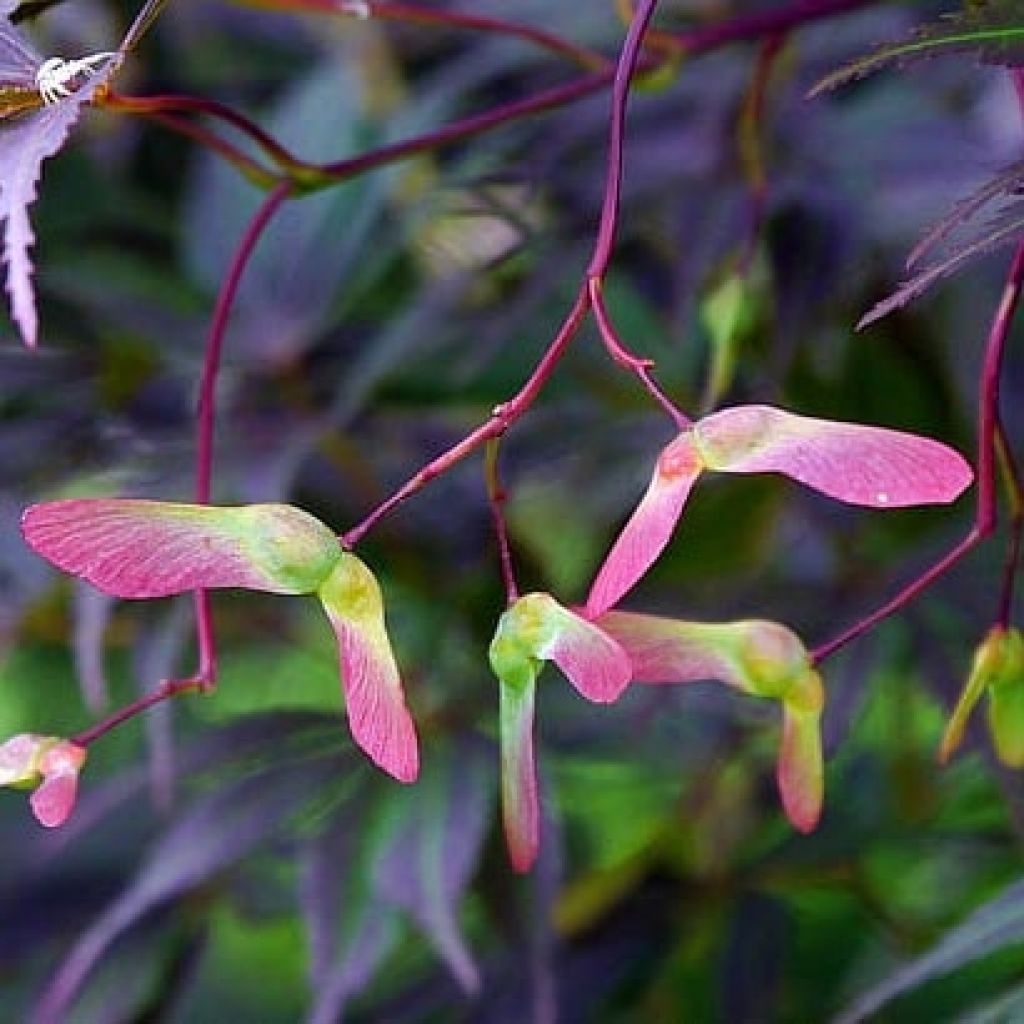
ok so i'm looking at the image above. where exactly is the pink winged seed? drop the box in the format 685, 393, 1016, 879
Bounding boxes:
596, 611, 743, 686
329, 617, 419, 784
544, 606, 632, 704
777, 704, 824, 833
499, 678, 539, 873
21, 499, 279, 598
695, 405, 973, 508
585, 438, 703, 618
29, 769, 78, 828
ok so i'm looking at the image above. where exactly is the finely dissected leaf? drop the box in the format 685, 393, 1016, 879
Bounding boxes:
834, 879, 1024, 1024
860, 201, 1024, 328
0, 47, 119, 346
22, 499, 342, 597
35, 761, 335, 1023
811, 0, 1024, 96
906, 162, 1024, 272
318, 553, 419, 783
373, 741, 495, 992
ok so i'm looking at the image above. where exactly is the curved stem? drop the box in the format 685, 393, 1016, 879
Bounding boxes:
589, 276, 690, 427
72, 679, 202, 748
343, 284, 591, 546
485, 439, 519, 604
995, 421, 1023, 627
587, 0, 662, 278
188, 181, 292, 686
335, 1, 612, 71
813, 240, 1024, 664
668, 0, 881, 55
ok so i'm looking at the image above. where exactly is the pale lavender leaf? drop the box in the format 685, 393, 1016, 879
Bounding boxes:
73, 582, 113, 712
859, 203, 1024, 329
906, 162, 1024, 271
1, 63, 115, 346
373, 740, 494, 992
34, 762, 333, 1023
0, 14, 42, 78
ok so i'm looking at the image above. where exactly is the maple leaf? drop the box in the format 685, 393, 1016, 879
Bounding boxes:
811, 0, 1024, 97
0, 0, 120, 345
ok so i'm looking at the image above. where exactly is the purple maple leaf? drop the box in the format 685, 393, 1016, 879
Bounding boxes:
0, 2, 120, 345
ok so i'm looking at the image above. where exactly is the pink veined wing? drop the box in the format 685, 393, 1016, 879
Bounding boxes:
328, 616, 419, 784
21, 499, 285, 598
585, 436, 703, 617
318, 553, 419, 784
29, 769, 78, 828
543, 606, 632, 704
694, 405, 973, 508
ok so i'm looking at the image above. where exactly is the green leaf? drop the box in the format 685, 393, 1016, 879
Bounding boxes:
811, 1, 1024, 96
835, 879, 1024, 1024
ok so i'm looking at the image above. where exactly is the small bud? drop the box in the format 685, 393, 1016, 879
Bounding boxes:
939, 627, 1024, 766
0, 734, 87, 827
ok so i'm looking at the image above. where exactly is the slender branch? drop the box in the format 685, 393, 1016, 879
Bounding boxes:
343, 284, 591, 546
587, 0, 662, 278
332, 0, 613, 72
316, 70, 616, 183
344, 0, 665, 545
105, 92, 301, 178
995, 420, 1023, 627
588, 277, 690, 428
668, 0, 881, 55
485, 440, 519, 604
72, 679, 202, 748
813, 240, 1024, 664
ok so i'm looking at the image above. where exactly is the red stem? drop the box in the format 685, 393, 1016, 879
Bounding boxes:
190, 182, 292, 685
589, 277, 690, 428
336, 1, 611, 71
995, 421, 1023, 627
813, 240, 1024, 663
485, 440, 519, 604
72, 679, 202, 747
587, 0, 662, 279
344, 285, 591, 546
670, 0, 880, 55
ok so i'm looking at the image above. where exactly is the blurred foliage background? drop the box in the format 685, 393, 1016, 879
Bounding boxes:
2, 0, 1024, 1020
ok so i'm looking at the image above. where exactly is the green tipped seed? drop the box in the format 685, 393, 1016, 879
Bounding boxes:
240, 505, 342, 593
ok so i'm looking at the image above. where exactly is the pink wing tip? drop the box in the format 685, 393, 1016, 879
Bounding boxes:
29, 770, 79, 828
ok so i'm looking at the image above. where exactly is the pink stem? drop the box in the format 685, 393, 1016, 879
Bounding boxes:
670, 0, 880, 54
588, 277, 690, 428
813, 239, 1024, 663
338, 1, 611, 71
346, 0, 665, 546
344, 285, 591, 546
72, 679, 202, 748
187, 182, 292, 687
485, 440, 519, 604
